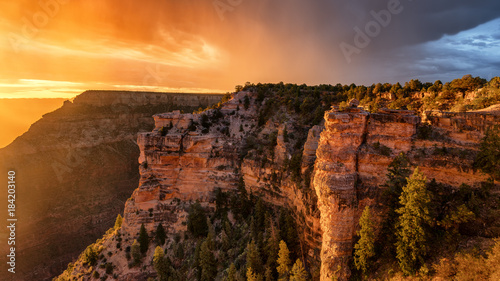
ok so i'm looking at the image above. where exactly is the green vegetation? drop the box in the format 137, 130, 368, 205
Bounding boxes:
277, 240, 292, 280
114, 214, 123, 230
131, 239, 141, 264
290, 259, 308, 281
353, 152, 500, 280
187, 202, 209, 237
239, 75, 500, 114
138, 223, 149, 254
354, 206, 375, 275
55, 78, 500, 281
474, 125, 500, 180
395, 168, 432, 275
155, 223, 166, 246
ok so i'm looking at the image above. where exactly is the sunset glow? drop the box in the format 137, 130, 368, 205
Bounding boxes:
1, 1, 500, 98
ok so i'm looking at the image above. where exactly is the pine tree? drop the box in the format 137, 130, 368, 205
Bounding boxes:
138, 223, 149, 254
354, 206, 375, 274
384, 152, 411, 209
131, 239, 141, 265
227, 263, 237, 281
290, 259, 308, 281
264, 266, 274, 281
474, 125, 500, 180
381, 152, 412, 254
200, 239, 217, 281
395, 167, 432, 275
193, 241, 202, 280
247, 267, 259, 281
187, 202, 208, 237
247, 240, 262, 275
155, 223, 166, 246
277, 240, 291, 281
264, 220, 280, 281
114, 214, 123, 230
153, 246, 169, 281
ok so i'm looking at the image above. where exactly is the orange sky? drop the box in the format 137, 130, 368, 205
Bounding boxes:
0, 0, 335, 98
1, 1, 499, 98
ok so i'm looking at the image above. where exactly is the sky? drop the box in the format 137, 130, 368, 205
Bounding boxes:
1, 0, 500, 98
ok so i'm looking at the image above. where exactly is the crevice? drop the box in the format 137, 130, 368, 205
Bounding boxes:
354, 113, 370, 201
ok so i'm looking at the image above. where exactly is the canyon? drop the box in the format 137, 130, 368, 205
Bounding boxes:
55, 90, 499, 280
0, 91, 223, 281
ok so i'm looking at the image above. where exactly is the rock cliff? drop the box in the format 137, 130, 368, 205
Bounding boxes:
313, 106, 499, 280
0, 91, 223, 281
54, 89, 499, 281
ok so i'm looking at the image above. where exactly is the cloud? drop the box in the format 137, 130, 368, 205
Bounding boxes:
1, 0, 500, 98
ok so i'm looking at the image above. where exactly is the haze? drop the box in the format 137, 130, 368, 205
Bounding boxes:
0, 99, 65, 148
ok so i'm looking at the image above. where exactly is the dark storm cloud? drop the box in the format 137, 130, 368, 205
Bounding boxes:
3, 0, 500, 95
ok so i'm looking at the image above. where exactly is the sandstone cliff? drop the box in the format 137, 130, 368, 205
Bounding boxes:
0, 91, 223, 281
313, 106, 499, 280
54, 89, 499, 281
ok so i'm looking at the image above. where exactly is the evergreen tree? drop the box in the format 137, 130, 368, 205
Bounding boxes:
244, 95, 250, 110
227, 263, 237, 281
247, 267, 259, 281
154, 246, 170, 281
83, 245, 98, 266
384, 152, 411, 208
380, 152, 412, 254
395, 167, 432, 275
247, 240, 263, 275
290, 259, 308, 281
354, 206, 376, 274
474, 125, 500, 180
200, 239, 217, 281
193, 241, 202, 280
138, 223, 149, 254
155, 223, 166, 246
131, 239, 141, 265
114, 214, 123, 230
265, 220, 280, 280
187, 202, 208, 237
264, 266, 274, 281
277, 240, 291, 281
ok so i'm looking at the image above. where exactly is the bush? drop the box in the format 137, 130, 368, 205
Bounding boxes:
83, 245, 99, 266
105, 263, 113, 274
187, 202, 208, 237
474, 125, 500, 180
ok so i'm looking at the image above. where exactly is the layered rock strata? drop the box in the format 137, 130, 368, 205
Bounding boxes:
313, 107, 498, 280
0, 91, 223, 281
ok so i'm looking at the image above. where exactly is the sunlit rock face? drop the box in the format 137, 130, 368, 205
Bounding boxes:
0, 91, 222, 281
313, 106, 498, 281
107, 92, 323, 279
46, 88, 498, 281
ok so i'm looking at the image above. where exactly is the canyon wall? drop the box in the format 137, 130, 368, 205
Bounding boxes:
313, 107, 499, 280
53, 90, 499, 280
0, 91, 223, 281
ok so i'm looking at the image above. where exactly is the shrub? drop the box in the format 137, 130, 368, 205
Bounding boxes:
474, 125, 500, 180
187, 202, 208, 237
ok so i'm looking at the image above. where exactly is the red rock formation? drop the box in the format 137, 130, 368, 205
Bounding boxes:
313, 107, 498, 280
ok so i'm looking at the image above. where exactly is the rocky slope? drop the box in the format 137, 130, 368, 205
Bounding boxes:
56, 89, 499, 281
0, 91, 223, 281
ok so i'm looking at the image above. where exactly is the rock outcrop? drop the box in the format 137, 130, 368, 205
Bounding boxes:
53, 90, 499, 281
313, 107, 499, 280
0, 91, 223, 281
